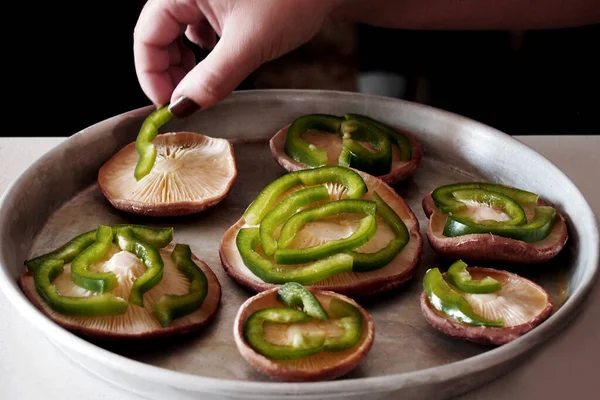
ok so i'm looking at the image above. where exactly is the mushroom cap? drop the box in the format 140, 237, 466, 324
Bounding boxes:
219, 169, 423, 297
233, 286, 375, 382
420, 267, 553, 345
269, 123, 422, 184
422, 192, 568, 263
98, 132, 237, 217
19, 244, 221, 340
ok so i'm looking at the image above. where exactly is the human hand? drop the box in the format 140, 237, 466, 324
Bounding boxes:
133, 0, 343, 117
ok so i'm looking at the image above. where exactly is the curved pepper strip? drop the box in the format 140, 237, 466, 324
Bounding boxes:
446, 260, 501, 294
444, 206, 556, 243
275, 199, 377, 264
423, 268, 503, 327
277, 282, 328, 320
70, 225, 118, 293
134, 105, 173, 181
259, 185, 330, 256
152, 243, 208, 327
243, 166, 367, 226
34, 259, 128, 316
324, 298, 362, 352
451, 189, 527, 226
284, 114, 343, 167
244, 307, 325, 360
432, 182, 539, 213
338, 119, 393, 176
236, 228, 353, 285
348, 192, 410, 272
25, 225, 173, 272
345, 113, 412, 162
115, 227, 164, 307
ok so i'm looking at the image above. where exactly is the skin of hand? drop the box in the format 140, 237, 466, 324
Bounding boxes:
133, 0, 344, 117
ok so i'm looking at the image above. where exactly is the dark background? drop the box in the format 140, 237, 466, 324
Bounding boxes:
5, 2, 598, 137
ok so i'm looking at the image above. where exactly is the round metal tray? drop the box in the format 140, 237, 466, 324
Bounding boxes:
0, 90, 597, 400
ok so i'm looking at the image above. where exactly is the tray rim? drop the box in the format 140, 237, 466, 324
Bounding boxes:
0, 89, 598, 397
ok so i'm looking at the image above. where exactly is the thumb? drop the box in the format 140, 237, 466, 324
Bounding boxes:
169, 23, 266, 118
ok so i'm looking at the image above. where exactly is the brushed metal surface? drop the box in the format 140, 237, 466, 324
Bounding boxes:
0, 90, 597, 399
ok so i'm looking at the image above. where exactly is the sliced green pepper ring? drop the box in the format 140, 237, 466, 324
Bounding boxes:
432, 182, 539, 213
277, 282, 328, 321
423, 267, 503, 327
152, 243, 209, 327
115, 227, 164, 307
259, 185, 330, 257
134, 105, 173, 181
451, 189, 527, 226
344, 113, 412, 161
236, 228, 353, 285
323, 298, 362, 352
34, 259, 128, 316
275, 199, 378, 264
284, 114, 343, 167
244, 307, 326, 360
444, 206, 557, 243
243, 166, 367, 226
349, 192, 409, 272
70, 225, 118, 293
338, 119, 393, 176
25, 225, 173, 273
446, 260, 501, 294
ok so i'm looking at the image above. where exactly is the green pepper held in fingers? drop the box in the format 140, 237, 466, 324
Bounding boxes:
423, 268, 503, 327
34, 259, 128, 316
70, 225, 118, 293
236, 228, 353, 285
284, 114, 343, 167
152, 244, 208, 327
275, 199, 377, 264
243, 166, 367, 226
446, 260, 501, 294
277, 282, 328, 321
115, 227, 164, 307
25, 225, 173, 272
134, 105, 173, 181
244, 307, 326, 360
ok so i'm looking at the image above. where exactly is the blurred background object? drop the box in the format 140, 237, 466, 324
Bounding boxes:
4, 2, 598, 137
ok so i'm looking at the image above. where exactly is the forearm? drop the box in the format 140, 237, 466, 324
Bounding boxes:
334, 0, 600, 30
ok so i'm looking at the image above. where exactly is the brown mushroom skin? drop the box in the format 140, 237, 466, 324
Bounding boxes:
420, 268, 553, 345
269, 123, 422, 184
218, 169, 423, 297
234, 287, 375, 382
98, 132, 238, 217
18, 245, 222, 341
422, 191, 569, 263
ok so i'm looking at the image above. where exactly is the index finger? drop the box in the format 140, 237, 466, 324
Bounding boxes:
133, 0, 203, 107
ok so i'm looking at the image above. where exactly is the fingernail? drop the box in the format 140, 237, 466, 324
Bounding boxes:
169, 96, 200, 118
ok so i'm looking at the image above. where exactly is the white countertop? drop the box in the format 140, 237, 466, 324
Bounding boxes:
1, 135, 599, 399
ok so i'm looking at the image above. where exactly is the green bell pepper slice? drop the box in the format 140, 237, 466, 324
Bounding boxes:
345, 113, 412, 161
244, 307, 326, 360
423, 268, 503, 327
432, 182, 539, 213
34, 259, 128, 316
25, 225, 173, 272
349, 192, 409, 272
70, 225, 118, 293
444, 206, 557, 243
449, 189, 528, 226
323, 298, 362, 352
243, 166, 367, 226
134, 105, 173, 181
284, 114, 343, 167
277, 282, 328, 321
275, 199, 377, 264
338, 119, 393, 176
115, 227, 164, 307
236, 228, 353, 285
259, 185, 330, 257
446, 260, 501, 294
152, 243, 208, 327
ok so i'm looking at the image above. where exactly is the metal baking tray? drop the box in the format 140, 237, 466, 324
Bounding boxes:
0, 90, 597, 400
